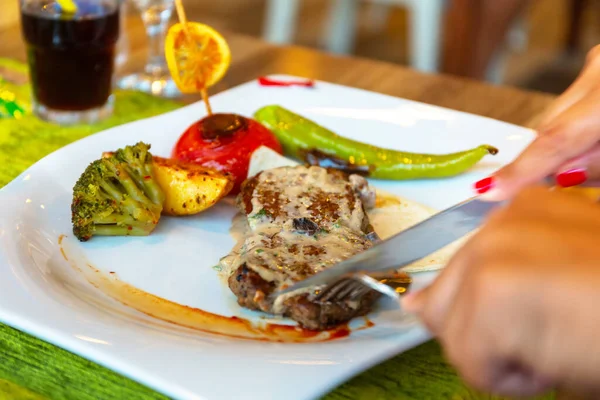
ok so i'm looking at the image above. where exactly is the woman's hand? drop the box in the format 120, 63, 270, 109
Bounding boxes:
404, 187, 600, 397
477, 45, 600, 200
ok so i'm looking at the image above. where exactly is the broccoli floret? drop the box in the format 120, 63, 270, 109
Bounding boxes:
71, 142, 165, 242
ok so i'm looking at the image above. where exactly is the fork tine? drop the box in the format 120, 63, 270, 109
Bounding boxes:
314, 278, 352, 302
311, 273, 407, 306
332, 279, 361, 300
315, 278, 371, 303
272, 271, 409, 305
355, 275, 402, 302
347, 283, 373, 301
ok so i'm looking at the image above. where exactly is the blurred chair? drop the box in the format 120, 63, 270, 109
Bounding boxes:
263, 0, 534, 82
263, 0, 445, 73
566, 0, 588, 53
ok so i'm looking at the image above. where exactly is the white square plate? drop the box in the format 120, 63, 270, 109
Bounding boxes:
0, 76, 535, 400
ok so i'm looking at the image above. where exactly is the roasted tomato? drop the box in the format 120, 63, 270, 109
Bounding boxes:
172, 113, 282, 193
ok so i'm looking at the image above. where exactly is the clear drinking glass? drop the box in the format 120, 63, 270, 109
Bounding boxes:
20, 0, 120, 125
117, 0, 180, 98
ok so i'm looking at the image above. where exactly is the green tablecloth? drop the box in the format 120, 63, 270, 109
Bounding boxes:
0, 59, 554, 400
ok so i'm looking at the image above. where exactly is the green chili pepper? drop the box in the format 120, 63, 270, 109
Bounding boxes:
254, 105, 498, 180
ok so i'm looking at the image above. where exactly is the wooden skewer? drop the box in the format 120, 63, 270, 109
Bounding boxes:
174, 0, 189, 34
201, 89, 213, 115
174, 0, 213, 115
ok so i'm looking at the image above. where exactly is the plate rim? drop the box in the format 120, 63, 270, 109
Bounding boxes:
0, 75, 534, 400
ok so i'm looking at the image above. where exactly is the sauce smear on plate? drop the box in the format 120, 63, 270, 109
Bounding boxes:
60, 238, 371, 342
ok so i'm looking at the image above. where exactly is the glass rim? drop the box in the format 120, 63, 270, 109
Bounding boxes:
20, 0, 120, 20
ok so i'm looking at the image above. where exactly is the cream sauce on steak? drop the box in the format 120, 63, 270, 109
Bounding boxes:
220, 166, 376, 291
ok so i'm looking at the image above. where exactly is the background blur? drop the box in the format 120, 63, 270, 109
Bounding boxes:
2, 0, 599, 95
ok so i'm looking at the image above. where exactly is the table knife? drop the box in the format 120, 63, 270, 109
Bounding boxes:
276, 197, 502, 297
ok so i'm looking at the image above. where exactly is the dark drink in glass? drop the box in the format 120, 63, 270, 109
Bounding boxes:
20, 0, 120, 125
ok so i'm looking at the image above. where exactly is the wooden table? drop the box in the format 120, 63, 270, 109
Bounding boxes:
0, 16, 560, 400
0, 17, 554, 126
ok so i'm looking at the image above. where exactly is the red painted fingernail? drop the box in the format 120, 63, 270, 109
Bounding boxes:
556, 168, 588, 187
474, 177, 495, 194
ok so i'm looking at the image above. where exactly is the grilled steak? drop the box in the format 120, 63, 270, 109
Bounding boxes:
224, 165, 380, 330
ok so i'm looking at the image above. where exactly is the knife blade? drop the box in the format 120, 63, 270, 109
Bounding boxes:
275, 197, 501, 297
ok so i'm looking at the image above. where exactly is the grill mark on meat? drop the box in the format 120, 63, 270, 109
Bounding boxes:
257, 189, 289, 220
303, 245, 325, 256
239, 176, 258, 214
306, 189, 341, 224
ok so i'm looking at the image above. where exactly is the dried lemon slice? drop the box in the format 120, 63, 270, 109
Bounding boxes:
165, 22, 231, 94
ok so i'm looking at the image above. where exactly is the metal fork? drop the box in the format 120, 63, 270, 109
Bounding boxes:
313, 273, 411, 306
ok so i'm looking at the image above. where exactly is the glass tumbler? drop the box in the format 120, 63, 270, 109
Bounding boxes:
20, 0, 120, 125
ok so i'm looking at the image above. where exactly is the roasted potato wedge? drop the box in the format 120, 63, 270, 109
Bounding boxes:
102, 152, 234, 216
151, 156, 234, 216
